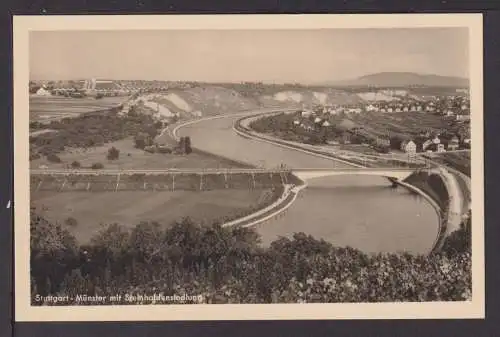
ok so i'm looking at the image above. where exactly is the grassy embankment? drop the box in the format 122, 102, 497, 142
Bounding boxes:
31, 172, 298, 243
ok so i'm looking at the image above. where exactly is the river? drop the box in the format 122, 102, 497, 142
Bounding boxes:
178, 114, 439, 254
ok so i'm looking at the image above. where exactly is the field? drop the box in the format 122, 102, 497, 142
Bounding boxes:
30, 95, 128, 122
31, 188, 273, 243
348, 111, 457, 139
30, 137, 249, 170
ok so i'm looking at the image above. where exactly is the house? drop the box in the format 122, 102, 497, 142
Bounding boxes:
321, 120, 331, 127
456, 114, 470, 121
35, 86, 51, 96
403, 106, 409, 112
300, 120, 315, 131
448, 136, 460, 150
314, 117, 323, 124
301, 110, 312, 117
401, 140, 417, 154
437, 144, 446, 153
293, 120, 300, 126
387, 107, 393, 113
375, 136, 391, 147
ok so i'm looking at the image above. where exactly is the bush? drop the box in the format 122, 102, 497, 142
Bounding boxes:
70, 161, 81, 169
65, 217, 78, 227
46, 153, 62, 163
107, 146, 120, 160
30, 153, 41, 161
30, 210, 472, 305
91, 162, 104, 170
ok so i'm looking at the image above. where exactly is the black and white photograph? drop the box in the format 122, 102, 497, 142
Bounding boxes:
14, 14, 484, 321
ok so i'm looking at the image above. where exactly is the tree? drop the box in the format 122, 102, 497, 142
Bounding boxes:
107, 146, 120, 160
46, 153, 62, 163
70, 161, 81, 169
184, 136, 192, 154
91, 162, 104, 170
134, 133, 152, 150
177, 137, 186, 154
65, 217, 78, 227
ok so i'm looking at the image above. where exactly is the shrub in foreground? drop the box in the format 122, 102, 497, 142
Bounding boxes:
30, 211, 472, 305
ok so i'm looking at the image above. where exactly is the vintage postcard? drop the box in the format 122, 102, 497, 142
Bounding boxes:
14, 14, 484, 321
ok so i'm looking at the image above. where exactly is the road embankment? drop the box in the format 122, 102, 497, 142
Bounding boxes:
402, 169, 463, 252
233, 114, 364, 168
222, 183, 307, 228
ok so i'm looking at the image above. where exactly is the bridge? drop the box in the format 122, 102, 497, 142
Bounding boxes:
30, 166, 422, 181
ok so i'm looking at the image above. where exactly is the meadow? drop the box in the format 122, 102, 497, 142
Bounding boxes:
31, 188, 273, 244
30, 137, 248, 170
29, 95, 128, 122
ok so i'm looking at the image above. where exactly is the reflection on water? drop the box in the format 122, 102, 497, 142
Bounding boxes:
257, 175, 439, 255
180, 117, 439, 255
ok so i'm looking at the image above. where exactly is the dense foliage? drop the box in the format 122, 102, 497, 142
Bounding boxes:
30, 209, 472, 305
29, 108, 161, 160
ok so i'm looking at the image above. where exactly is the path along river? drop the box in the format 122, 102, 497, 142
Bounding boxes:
178, 113, 440, 254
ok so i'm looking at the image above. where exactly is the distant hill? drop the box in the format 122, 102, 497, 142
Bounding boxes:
328, 72, 469, 88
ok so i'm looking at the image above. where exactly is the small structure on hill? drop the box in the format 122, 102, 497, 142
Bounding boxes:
35, 86, 51, 96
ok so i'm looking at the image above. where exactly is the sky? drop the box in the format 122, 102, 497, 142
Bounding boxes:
30, 28, 469, 83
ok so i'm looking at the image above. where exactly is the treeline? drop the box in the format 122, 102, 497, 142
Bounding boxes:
29, 108, 162, 161
250, 113, 383, 149
30, 209, 471, 305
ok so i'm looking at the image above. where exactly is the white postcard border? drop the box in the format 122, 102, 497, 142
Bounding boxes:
14, 13, 485, 321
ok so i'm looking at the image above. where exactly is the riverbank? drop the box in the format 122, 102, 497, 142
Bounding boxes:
402, 169, 467, 252
222, 183, 307, 228
395, 178, 447, 252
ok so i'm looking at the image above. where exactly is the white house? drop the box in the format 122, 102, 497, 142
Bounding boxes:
301, 110, 312, 117
322, 120, 331, 127
36, 86, 51, 96
437, 144, 446, 153
401, 140, 417, 154
314, 117, 322, 123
